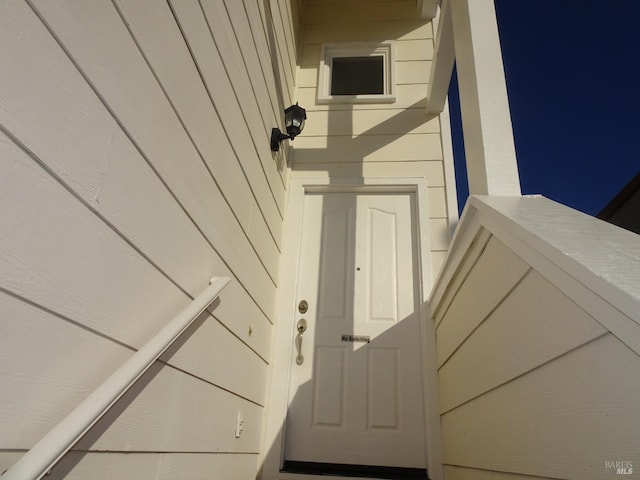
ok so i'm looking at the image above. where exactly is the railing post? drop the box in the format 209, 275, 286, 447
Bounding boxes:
450, 0, 521, 196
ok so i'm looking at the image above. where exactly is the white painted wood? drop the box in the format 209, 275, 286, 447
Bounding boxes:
0, 289, 267, 449
2, 278, 228, 480
0, 129, 183, 348
431, 226, 491, 322
427, 0, 454, 114
302, 109, 440, 136
396, 39, 434, 61
450, 0, 521, 195
274, 0, 297, 85
303, 21, 432, 45
298, 84, 427, 111
170, 0, 287, 222
224, 0, 278, 133
284, 192, 427, 468
316, 42, 396, 105
439, 99, 460, 237
429, 218, 452, 251
112, 0, 283, 257
195, 0, 287, 198
28, 0, 278, 312
262, 177, 442, 480
224, 1, 287, 186
418, 0, 439, 19
156, 453, 259, 480
0, 292, 138, 449
2, 451, 260, 479
455, 196, 640, 357
436, 236, 530, 367
430, 251, 448, 279
257, 0, 293, 108
472, 195, 640, 326
427, 187, 448, 218
293, 133, 443, 163
71, 361, 263, 453
397, 60, 433, 85
302, 37, 433, 68
242, 0, 284, 129
439, 270, 607, 412
0, 2, 274, 351
432, 195, 640, 357
441, 335, 640, 480
242, 0, 292, 185
443, 466, 555, 480
301, 39, 432, 75
267, 0, 296, 105
302, 0, 426, 23
291, 161, 445, 186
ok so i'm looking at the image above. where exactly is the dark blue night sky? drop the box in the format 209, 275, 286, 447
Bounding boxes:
448, 0, 640, 216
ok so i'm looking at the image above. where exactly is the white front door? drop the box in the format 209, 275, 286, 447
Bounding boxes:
284, 190, 427, 470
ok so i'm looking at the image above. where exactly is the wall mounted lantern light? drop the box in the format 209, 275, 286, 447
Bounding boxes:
270, 103, 307, 152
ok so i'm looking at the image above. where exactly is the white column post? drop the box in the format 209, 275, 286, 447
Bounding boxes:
450, 0, 521, 196
426, 0, 454, 114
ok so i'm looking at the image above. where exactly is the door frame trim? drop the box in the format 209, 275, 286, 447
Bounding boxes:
260, 177, 444, 480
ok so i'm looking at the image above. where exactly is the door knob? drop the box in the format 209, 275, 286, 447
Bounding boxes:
297, 318, 307, 333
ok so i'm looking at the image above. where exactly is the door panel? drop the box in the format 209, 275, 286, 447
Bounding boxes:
285, 191, 426, 469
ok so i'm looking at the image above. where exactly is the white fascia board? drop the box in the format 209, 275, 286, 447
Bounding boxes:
429, 195, 640, 355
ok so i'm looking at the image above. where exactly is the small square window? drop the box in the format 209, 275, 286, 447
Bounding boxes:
318, 43, 395, 104
331, 56, 384, 95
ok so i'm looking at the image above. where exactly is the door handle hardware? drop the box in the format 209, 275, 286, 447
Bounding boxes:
295, 318, 307, 365
298, 300, 308, 314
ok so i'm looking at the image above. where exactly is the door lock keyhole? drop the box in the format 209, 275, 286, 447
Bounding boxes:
298, 300, 308, 314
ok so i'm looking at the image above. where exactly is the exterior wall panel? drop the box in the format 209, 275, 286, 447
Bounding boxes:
292, 2, 451, 281
433, 227, 640, 480
0, 0, 298, 476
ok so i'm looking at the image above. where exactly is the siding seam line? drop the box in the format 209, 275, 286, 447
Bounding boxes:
109, 0, 280, 284
0, 118, 269, 367
221, 0, 286, 190
437, 267, 532, 370
0, 285, 267, 405
166, 0, 284, 251
439, 331, 610, 416
23, 0, 277, 320
443, 463, 566, 480
197, 0, 286, 217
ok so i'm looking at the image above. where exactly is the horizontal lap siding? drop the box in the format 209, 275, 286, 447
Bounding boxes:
0, 0, 297, 477
0, 452, 259, 479
434, 234, 640, 480
292, 2, 449, 280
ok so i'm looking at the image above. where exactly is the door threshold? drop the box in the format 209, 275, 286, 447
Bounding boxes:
282, 461, 428, 479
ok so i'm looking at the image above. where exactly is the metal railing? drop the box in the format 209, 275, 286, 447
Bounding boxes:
2, 277, 230, 480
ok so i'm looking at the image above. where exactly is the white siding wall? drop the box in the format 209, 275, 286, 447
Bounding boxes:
0, 0, 297, 477
430, 198, 640, 480
291, 0, 451, 280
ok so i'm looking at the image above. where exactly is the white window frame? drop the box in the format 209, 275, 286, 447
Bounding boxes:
318, 42, 396, 104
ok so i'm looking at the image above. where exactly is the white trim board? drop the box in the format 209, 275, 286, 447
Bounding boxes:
430, 195, 640, 357
260, 176, 444, 480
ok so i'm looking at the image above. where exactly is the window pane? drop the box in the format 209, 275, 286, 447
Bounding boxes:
331, 56, 384, 95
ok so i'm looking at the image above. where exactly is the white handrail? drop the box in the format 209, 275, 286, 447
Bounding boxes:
2, 277, 231, 480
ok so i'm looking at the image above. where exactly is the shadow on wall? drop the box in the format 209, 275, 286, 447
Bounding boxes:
258, 188, 432, 478
29, 304, 218, 479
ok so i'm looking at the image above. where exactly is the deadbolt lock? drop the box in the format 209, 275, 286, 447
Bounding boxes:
298, 299, 308, 314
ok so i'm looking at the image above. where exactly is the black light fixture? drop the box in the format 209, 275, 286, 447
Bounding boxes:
270, 103, 307, 151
